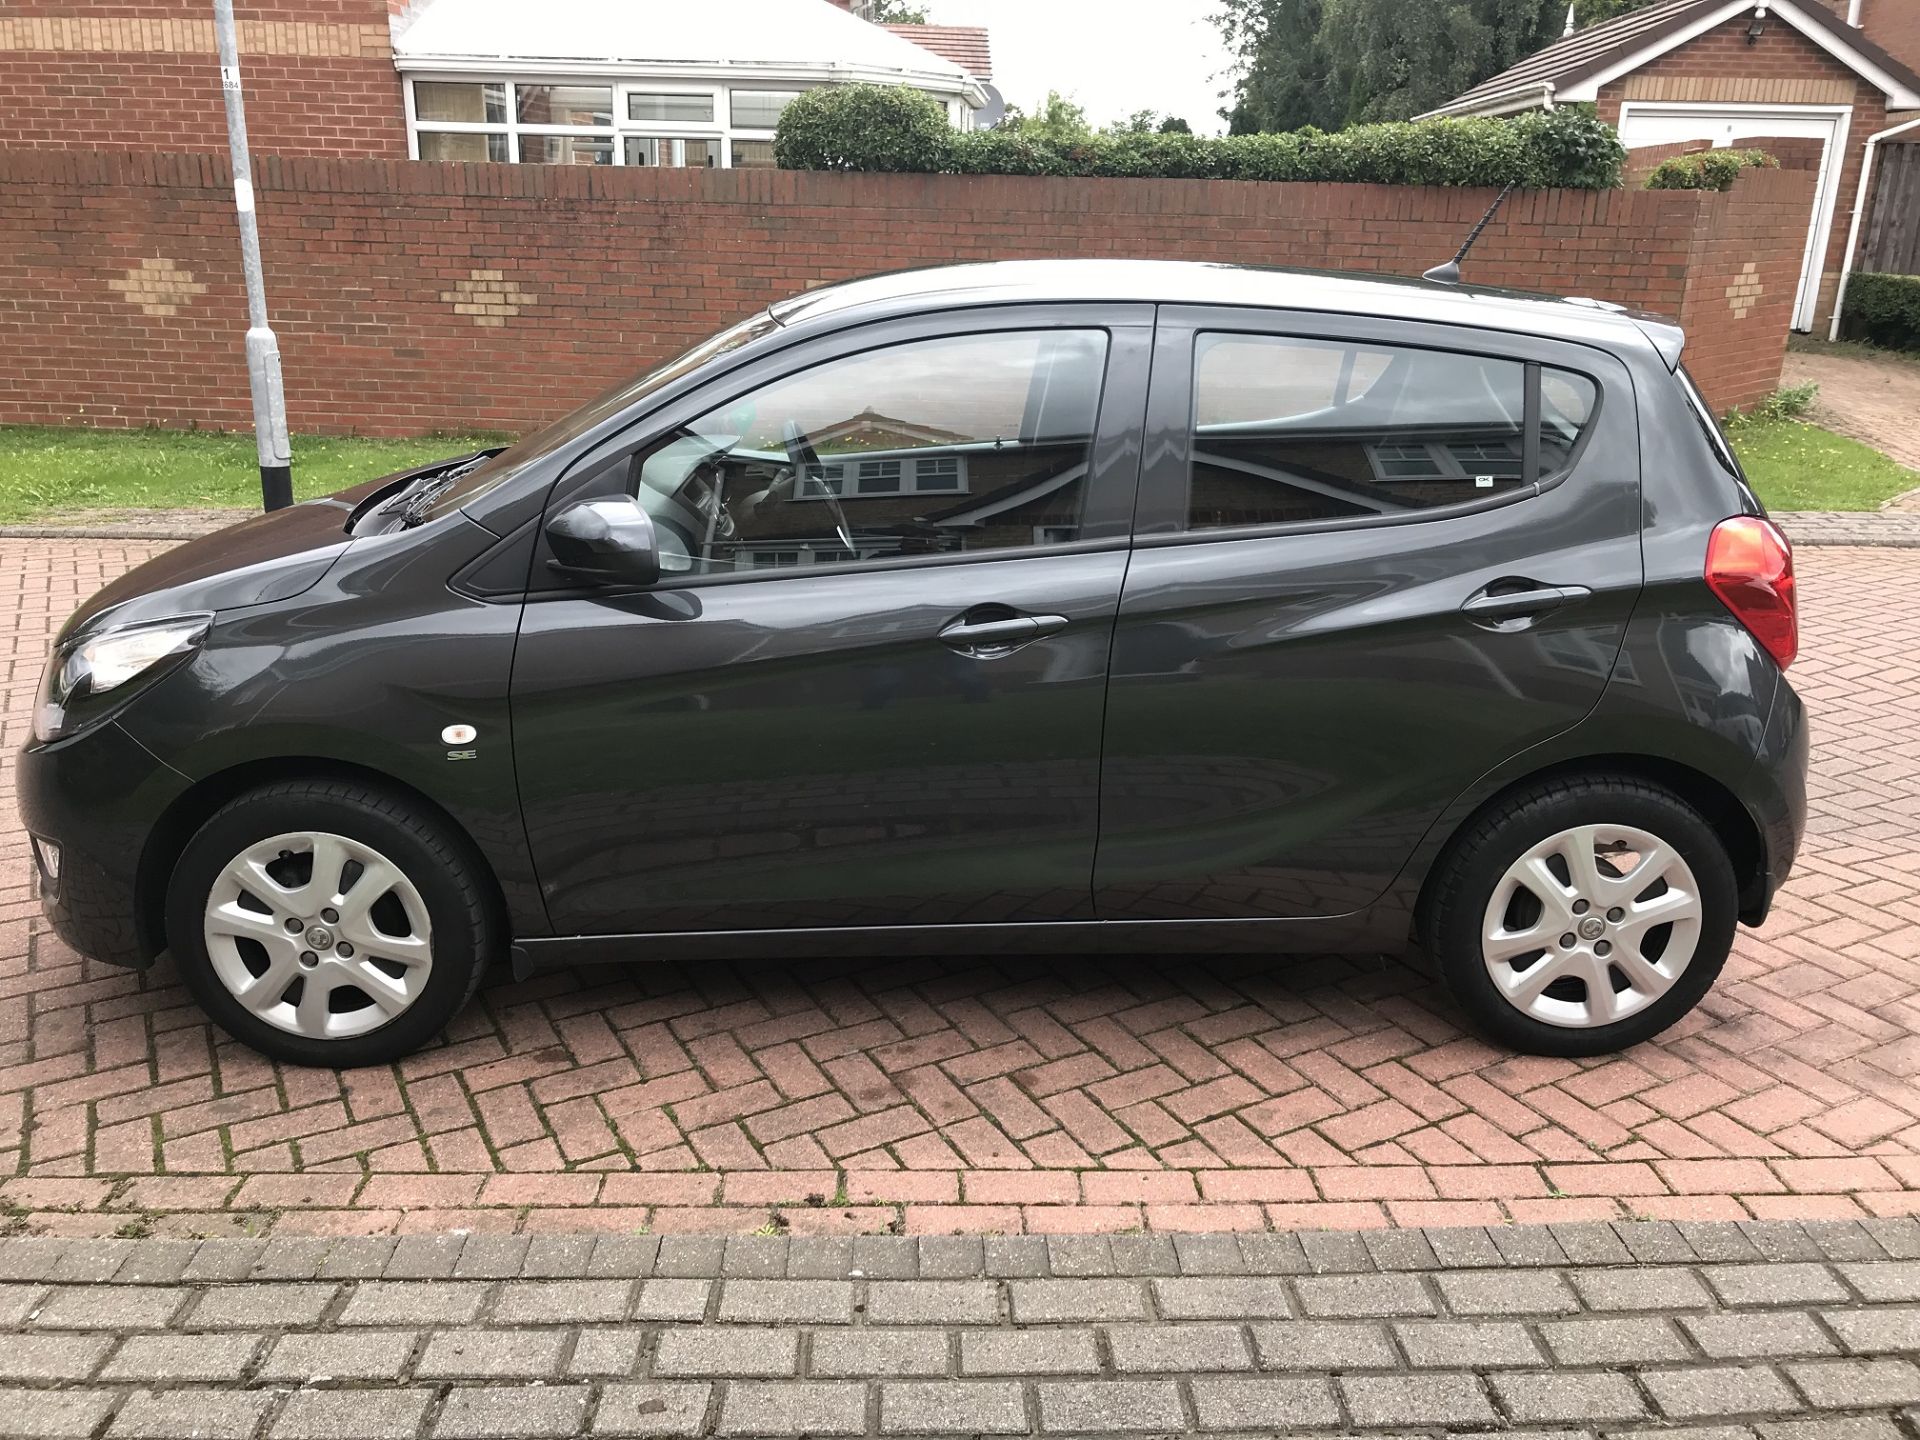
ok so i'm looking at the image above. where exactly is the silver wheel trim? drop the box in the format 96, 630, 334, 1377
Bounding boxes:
203, 830, 434, 1041
1481, 823, 1704, 1031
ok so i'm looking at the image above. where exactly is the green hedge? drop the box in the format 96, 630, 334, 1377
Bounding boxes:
774, 85, 1627, 189
1841, 272, 1920, 351
1644, 148, 1778, 191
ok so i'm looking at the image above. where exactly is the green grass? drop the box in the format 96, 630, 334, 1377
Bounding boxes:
1730, 416, 1920, 512
0, 425, 506, 522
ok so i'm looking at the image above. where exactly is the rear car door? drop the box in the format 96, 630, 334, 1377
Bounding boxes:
512, 305, 1152, 936
1096, 306, 1642, 920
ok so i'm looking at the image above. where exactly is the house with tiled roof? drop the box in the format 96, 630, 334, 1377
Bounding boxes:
1421, 0, 1920, 337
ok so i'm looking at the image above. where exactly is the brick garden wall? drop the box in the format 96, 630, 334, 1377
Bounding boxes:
0, 150, 1816, 437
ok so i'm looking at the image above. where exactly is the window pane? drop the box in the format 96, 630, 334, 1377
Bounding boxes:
629, 330, 1110, 576
414, 81, 506, 124
731, 89, 802, 128
1540, 368, 1599, 476
625, 136, 721, 168
731, 139, 777, 169
418, 130, 508, 162
1188, 333, 1538, 530
628, 91, 716, 123
515, 83, 612, 127
520, 133, 613, 166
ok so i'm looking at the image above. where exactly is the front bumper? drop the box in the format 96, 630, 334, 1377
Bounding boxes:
16, 720, 191, 969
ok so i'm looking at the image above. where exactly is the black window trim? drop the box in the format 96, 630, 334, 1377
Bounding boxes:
1133, 307, 1609, 549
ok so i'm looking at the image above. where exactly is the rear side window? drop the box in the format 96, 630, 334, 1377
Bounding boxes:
1678, 365, 1744, 480
1187, 333, 1598, 532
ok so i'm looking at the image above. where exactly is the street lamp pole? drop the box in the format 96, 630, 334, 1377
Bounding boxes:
211, 0, 293, 511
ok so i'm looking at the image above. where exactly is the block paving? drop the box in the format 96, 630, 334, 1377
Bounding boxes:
0, 1220, 1914, 1436
0, 539, 1918, 1234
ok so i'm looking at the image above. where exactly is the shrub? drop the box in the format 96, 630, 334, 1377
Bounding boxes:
1644, 148, 1778, 191
1841, 272, 1920, 351
1723, 382, 1819, 430
772, 84, 951, 172
775, 89, 1627, 190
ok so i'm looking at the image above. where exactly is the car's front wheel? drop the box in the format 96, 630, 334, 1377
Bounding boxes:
166, 779, 497, 1066
1423, 775, 1738, 1057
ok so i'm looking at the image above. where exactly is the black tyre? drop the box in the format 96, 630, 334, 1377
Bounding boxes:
1422, 774, 1738, 1057
165, 779, 498, 1067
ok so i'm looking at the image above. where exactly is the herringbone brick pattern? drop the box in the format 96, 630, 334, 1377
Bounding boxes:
2, 539, 1917, 1237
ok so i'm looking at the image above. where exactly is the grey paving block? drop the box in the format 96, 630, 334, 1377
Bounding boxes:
1615, 1221, 1697, 1263
569, 1330, 645, 1378
982, 1236, 1049, 1278
415, 1328, 567, 1380
714, 1382, 865, 1437
1569, 1266, 1714, 1312
1550, 1223, 1634, 1266
1428, 1228, 1505, 1269
258, 1330, 417, 1382
960, 1329, 1100, 1376
1678, 1223, 1767, 1264
1682, 1311, 1838, 1359
654, 1236, 725, 1279
853, 1236, 920, 1280
1642, 1365, 1800, 1419
1296, 1272, 1436, 1318
586, 1235, 660, 1279
380, 1235, 465, 1280
102, 1332, 262, 1383
1190, 1376, 1342, 1430
1487, 1227, 1569, 1269
810, 1329, 950, 1378
433, 1384, 591, 1440
50, 1241, 135, 1283
1394, 1320, 1547, 1369
787, 1237, 855, 1280
1492, 1371, 1650, 1424
1174, 1234, 1247, 1275
1108, 1322, 1253, 1372
1364, 1229, 1442, 1272
631, 1279, 711, 1322
0, 1240, 72, 1283
29, 1287, 188, 1330
1047, 1236, 1115, 1277
1153, 1276, 1291, 1320
1861, 1221, 1920, 1261
1707, 1264, 1849, 1308
721, 1236, 788, 1279
1804, 1221, 1888, 1264
179, 1242, 263, 1284
1785, 1358, 1920, 1410
1235, 1233, 1310, 1276
1339, 1373, 1498, 1427
110, 1241, 203, 1286
1011, 1279, 1147, 1323
317, 1237, 399, 1280
1250, 1320, 1399, 1371
1838, 1262, 1920, 1303
1108, 1235, 1179, 1276
109, 1389, 271, 1440
1759, 1418, 1906, 1440
1821, 1304, 1920, 1354
0, 1387, 120, 1439
519, 1235, 596, 1279
1301, 1231, 1376, 1274
870, 1280, 999, 1325
492, 1279, 632, 1323
188, 1283, 337, 1329
652, 1327, 801, 1378
591, 1383, 712, 1438
715, 1279, 854, 1324
0, 1333, 114, 1382
1740, 1223, 1827, 1264
879, 1382, 1027, 1435
337, 1281, 490, 1326
916, 1235, 984, 1279
1541, 1316, 1692, 1365
270, 1390, 434, 1440
1036, 1379, 1185, 1434
253, 1237, 334, 1281
1436, 1268, 1579, 1316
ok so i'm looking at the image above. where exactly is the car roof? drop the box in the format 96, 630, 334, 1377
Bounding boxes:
768, 258, 1684, 368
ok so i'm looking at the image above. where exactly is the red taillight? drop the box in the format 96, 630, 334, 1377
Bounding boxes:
1706, 515, 1797, 669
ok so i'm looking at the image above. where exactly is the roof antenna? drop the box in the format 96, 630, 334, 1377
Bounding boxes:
1424, 181, 1517, 284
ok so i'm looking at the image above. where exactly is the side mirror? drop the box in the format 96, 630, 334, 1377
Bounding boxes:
544, 496, 661, 588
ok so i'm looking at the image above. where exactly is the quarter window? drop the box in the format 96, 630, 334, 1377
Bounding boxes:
1187, 333, 1597, 531
625, 330, 1110, 578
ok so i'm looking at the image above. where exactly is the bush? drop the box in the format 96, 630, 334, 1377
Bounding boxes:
772, 84, 952, 172
1644, 148, 1778, 191
1723, 382, 1819, 430
775, 88, 1627, 190
1841, 272, 1920, 351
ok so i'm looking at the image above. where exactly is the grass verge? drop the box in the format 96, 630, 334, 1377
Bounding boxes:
1730, 416, 1920, 512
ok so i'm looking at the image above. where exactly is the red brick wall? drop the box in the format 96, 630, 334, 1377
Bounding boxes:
1598, 13, 1890, 329
0, 151, 1814, 438
0, 2, 406, 158
1861, 0, 1920, 79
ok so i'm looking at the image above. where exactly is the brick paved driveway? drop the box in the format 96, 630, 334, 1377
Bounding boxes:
2, 539, 1917, 1238
1782, 350, 1920, 511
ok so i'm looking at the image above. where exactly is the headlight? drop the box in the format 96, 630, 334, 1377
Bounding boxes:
32, 614, 210, 743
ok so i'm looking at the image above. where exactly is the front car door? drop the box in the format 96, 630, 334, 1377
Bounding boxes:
512, 305, 1152, 937
1096, 306, 1643, 921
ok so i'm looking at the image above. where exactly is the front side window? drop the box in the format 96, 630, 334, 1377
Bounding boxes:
624, 330, 1110, 577
1188, 333, 1597, 531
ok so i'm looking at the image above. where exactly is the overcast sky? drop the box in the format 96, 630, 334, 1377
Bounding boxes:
931, 0, 1240, 136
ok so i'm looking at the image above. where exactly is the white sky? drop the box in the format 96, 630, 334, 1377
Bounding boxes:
930, 0, 1240, 136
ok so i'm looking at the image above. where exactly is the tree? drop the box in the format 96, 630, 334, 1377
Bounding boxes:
1570, 0, 1661, 23
994, 90, 1093, 143
1158, 116, 1194, 134
1218, 0, 1340, 134
864, 0, 930, 22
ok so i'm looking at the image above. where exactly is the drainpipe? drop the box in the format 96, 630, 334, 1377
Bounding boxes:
1830, 115, 1920, 340
1847, 0, 1862, 26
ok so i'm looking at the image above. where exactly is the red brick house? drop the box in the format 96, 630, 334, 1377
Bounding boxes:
1424, 0, 1920, 336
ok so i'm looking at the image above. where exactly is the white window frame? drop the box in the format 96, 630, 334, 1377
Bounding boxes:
798, 453, 970, 499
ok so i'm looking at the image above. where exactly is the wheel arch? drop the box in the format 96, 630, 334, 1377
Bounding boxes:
135, 756, 512, 962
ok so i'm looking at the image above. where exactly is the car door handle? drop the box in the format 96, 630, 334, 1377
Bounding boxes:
1461, 584, 1593, 621
937, 613, 1069, 654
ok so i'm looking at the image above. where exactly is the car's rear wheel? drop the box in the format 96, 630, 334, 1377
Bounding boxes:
166, 780, 496, 1067
1423, 775, 1738, 1057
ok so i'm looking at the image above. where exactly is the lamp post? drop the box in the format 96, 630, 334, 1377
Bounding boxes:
211, 0, 293, 511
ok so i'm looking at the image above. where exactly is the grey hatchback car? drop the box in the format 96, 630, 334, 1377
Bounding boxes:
19, 260, 1806, 1067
